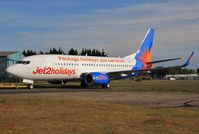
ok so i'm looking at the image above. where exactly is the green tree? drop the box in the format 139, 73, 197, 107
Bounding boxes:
22, 50, 37, 57
152, 66, 168, 79
87, 49, 92, 56
95, 49, 101, 56
46, 47, 65, 54
38, 51, 44, 55
79, 48, 107, 56
91, 49, 96, 56
197, 68, 199, 74
68, 48, 78, 55
80, 48, 86, 55
101, 49, 107, 57
23, 48, 108, 57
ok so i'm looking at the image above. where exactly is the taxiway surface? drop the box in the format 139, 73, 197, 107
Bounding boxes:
0, 88, 199, 108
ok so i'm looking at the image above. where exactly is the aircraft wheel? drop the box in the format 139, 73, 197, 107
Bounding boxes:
29, 84, 34, 89
102, 83, 110, 88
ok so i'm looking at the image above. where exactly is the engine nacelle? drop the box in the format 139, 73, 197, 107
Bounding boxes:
85, 72, 109, 85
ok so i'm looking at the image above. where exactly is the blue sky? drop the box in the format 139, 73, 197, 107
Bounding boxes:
0, 0, 198, 69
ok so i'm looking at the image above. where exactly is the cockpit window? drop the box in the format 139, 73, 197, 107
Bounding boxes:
16, 61, 22, 64
16, 61, 30, 65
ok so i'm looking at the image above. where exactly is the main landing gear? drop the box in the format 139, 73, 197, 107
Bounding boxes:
29, 84, 34, 89
80, 80, 88, 88
102, 83, 110, 88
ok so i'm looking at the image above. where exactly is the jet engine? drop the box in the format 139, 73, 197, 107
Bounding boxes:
84, 72, 110, 86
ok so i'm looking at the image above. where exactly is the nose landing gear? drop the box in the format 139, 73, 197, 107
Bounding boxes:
23, 79, 34, 89
29, 84, 34, 89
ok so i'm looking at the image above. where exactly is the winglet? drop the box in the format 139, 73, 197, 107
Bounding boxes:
180, 51, 194, 67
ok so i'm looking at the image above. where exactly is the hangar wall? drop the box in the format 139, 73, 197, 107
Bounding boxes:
0, 51, 24, 82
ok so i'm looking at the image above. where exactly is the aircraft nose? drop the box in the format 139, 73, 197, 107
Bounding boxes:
6, 65, 16, 76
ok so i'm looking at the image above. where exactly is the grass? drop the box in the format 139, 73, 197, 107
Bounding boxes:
0, 80, 199, 133
109, 80, 199, 92
0, 96, 199, 134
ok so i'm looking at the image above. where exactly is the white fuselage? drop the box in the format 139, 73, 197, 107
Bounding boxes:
7, 55, 136, 81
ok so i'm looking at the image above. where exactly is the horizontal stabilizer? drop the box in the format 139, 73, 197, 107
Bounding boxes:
108, 52, 195, 76
146, 58, 181, 64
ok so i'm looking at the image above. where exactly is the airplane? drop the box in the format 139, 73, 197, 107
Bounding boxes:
6, 28, 194, 89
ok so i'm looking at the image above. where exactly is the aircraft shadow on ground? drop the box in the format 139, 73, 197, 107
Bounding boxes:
34, 84, 104, 89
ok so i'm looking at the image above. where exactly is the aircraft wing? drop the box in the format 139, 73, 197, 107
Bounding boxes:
108, 51, 194, 79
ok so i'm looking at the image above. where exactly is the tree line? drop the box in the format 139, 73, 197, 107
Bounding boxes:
23, 48, 107, 57
151, 66, 196, 79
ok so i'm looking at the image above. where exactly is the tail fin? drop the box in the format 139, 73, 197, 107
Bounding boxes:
130, 28, 155, 70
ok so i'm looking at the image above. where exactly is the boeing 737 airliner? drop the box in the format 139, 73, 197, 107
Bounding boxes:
6, 28, 194, 89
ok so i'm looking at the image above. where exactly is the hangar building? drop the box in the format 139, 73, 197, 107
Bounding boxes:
0, 51, 24, 82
